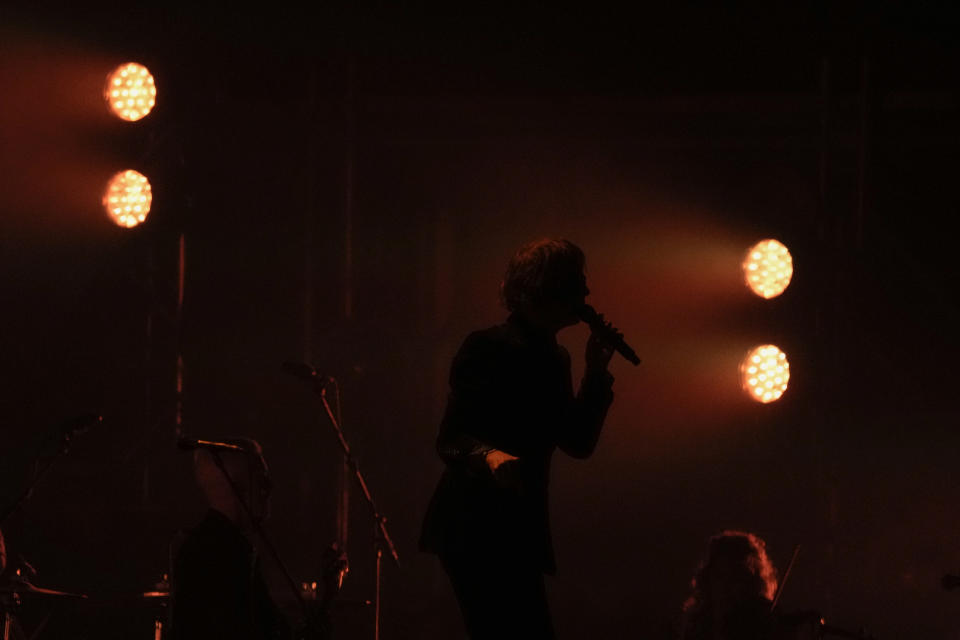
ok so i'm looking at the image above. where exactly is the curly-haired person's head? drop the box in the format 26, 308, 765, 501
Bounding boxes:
500, 238, 587, 315
680, 530, 779, 639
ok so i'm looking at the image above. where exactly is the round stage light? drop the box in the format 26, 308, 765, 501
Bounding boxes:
103, 170, 152, 228
104, 62, 156, 121
740, 344, 790, 404
742, 239, 793, 299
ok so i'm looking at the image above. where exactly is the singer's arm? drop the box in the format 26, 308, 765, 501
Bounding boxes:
556, 335, 615, 459
435, 331, 509, 476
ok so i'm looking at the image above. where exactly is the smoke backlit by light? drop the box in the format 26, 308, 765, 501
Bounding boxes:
742, 239, 793, 299
103, 170, 152, 228
104, 63, 156, 121
740, 344, 790, 403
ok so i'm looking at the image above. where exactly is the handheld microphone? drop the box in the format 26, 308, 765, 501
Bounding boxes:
176, 437, 246, 453
577, 304, 641, 366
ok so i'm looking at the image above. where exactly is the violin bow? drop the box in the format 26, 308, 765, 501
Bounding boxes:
770, 543, 801, 612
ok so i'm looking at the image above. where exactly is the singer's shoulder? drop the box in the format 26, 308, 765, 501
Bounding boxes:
447, 328, 512, 387
450, 325, 517, 369
458, 324, 516, 353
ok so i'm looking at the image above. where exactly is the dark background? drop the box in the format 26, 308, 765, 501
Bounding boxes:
1, 3, 959, 638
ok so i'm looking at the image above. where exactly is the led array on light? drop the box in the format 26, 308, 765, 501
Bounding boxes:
742, 239, 793, 299
740, 344, 790, 404
104, 62, 156, 122
103, 170, 152, 228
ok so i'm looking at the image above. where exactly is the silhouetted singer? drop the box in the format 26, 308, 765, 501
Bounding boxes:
420, 238, 619, 639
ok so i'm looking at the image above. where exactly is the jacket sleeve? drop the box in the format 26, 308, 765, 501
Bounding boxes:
435, 332, 503, 473
556, 347, 615, 459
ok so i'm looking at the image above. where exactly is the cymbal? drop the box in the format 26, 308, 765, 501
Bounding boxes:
141, 590, 168, 599
0, 578, 87, 599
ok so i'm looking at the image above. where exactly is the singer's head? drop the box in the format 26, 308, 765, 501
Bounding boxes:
500, 238, 589, 332
192, 437, 272, 530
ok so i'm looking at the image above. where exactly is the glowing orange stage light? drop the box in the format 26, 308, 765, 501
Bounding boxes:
104, 62, 156, 121
742, 239, 793, 299
103, 170, 152, 228
740, 344, 790, 404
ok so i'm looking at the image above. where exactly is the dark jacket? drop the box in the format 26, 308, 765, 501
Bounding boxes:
168, 509, 288, 640
419, 314, 614, 574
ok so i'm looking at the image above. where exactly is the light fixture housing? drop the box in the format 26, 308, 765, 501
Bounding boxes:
103, 170, 152, 228
104, 62, 157, 122
740, 344, 790, 403
742, 239, 793, 299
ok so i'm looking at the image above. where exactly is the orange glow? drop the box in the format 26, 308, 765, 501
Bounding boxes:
104, 63, 156, 121
742, 239, 793, 299
740, 344, 790, 403
103, 170, 152, 228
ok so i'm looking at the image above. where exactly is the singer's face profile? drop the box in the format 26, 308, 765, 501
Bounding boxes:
558, 270, 590, 323
525, 268, 589, 332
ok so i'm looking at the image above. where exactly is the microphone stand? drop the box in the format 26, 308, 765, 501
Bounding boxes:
203, 451, 322, 636
310, 377, 399, 640
0, 418, 100, 528
1, 417, 98, 640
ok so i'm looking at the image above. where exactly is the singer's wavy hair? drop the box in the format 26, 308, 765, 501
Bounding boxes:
680, 530, 779, 640
500, 238, 586, 313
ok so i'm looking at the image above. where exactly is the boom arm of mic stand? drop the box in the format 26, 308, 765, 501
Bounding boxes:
0, 424, 90, 528
317, 386, 400, 567
0, 455, 61, 528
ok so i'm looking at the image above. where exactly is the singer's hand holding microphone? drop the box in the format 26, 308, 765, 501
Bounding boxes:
578, 304, 640, 369
585, 327, 618, 374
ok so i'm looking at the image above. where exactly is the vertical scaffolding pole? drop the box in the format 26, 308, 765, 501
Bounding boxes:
816, 46, 837, 617
337, 48, 356, 584
175, 233, 185, 436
